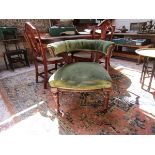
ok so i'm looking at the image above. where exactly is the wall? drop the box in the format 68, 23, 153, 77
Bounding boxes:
0, 19, 50, 33
113, 19, 155, 31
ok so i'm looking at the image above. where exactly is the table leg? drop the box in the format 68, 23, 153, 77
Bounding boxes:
140, 57, 148, 84
147, 60, 155, 91
137, 55, 143, 64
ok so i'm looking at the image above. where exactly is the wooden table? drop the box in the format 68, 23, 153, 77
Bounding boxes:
114, 43, 154, 64
106, 32, 155, 63
39, 33, 100, 44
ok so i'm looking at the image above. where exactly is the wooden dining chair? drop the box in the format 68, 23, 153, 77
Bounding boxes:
24, 22, 64, 89
72, 20, 115, 64
94, 19, 115, 41
2, 27, 30, 70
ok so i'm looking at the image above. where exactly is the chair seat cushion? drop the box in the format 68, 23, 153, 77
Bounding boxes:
37, 56, 63, 62
73, 51, 92, 59
49, 62, 112, 90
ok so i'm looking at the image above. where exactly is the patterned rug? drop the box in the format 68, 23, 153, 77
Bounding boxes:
0, 66, 155, 135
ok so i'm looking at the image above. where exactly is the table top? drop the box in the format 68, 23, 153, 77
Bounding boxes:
108, 32, 155, 37
37, 33, 100, 44
135, 48, 155, 58
116, 43, 153, 49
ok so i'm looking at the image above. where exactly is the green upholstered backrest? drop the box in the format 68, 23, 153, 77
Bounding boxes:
47, 39, 114, 55
49, 62, 112, 90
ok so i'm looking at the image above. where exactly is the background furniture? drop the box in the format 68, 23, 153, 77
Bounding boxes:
92, 19, 115, 40
2, 26, 29, 70
136, 48, 155, 92
49, 19, 78, 36
47, 40, 113, 115
24, 22, 64, 89
73, 19, 98, 31
0, 26, 17, 40
72, 20, 115, 63
49, 27, 77, 36
38, 33, 100, 44
111, 32, 155, 62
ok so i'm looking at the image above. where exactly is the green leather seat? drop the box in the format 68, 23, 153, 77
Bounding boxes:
49, 62, 112, 90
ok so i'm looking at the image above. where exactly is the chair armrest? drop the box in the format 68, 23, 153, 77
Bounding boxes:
105, 44, 116, 57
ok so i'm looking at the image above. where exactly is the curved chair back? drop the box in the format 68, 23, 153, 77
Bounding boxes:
47, 39, 115, 71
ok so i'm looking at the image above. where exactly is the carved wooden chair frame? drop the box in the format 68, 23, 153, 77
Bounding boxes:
24, 22, 64, 89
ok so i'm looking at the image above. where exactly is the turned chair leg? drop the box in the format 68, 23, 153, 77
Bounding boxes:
34, 59, 39, 83
105, 56, 110, 72
51, 88, 60, 114
3, 53, 9, 70
23, 50, 30, 67
44, 71, 48, 89
103, 91, 110, 110
44, 64, 48, 89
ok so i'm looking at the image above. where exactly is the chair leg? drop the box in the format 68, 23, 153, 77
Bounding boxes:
105, 57, 109, 71
140, 57, 147, 84
44, 64, 48, 89
3, 53, 8, 70
34, 60, 39, 83
51, 88, 60, 114
7, 55, 14, 71
23, 50, 30, 67
103, 91, 110, 111
140, 57, 150, 89
147, 61, 155, 91
55, 63, 57, 70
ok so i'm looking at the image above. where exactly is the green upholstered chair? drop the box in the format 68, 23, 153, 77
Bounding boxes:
47, 39, 114, 115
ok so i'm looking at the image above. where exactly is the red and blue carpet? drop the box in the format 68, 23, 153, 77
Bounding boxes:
0, 66, 155, 134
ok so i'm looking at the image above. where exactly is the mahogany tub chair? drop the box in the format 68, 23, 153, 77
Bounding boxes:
72, 20, 115, 64
24, 22, 64, 89
47, 39, 115, 115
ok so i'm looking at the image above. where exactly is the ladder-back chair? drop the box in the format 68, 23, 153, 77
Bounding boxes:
2, 27, 29, 70
24, 22, 64, 89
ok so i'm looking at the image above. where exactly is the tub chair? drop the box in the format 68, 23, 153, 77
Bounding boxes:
47, 39, 115, 115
